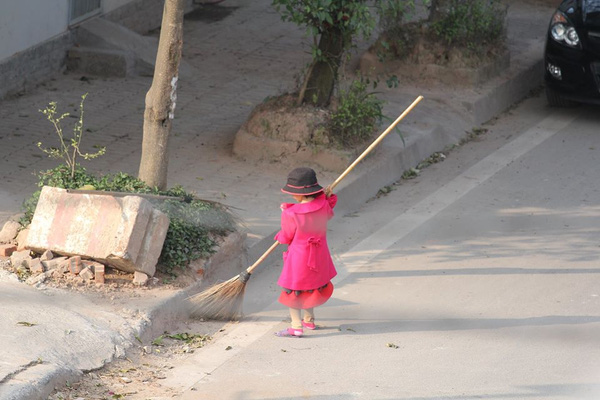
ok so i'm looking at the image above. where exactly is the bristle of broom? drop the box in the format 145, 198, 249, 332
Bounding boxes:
187, 275, 248, 321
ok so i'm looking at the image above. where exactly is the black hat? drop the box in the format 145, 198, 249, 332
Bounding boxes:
281, 167, 324, 195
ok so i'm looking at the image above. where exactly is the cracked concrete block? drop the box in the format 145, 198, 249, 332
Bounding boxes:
26, 186, 168, 276
16, 228, 29, 251
134, 209, 170, 277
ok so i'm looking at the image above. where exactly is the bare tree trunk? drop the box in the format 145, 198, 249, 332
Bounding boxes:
138, 0, 185, 190
300, 26, 346, 107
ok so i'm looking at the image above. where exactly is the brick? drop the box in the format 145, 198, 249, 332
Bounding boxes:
69, 256, 83, 275
94, 264, 105, 284
79, 266, 94, 280
0, 244, 17, 257
41, 256, 68, 271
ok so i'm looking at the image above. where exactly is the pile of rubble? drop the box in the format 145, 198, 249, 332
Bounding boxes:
0, 186, 170, 288
0, 218, 145, 288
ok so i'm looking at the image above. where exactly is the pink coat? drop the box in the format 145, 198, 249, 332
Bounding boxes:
275, 193, 338, 291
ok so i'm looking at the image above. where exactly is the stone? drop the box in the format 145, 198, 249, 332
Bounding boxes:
10, 250, 32, 269
0, 244, 17, 257
16, 228, 29, 251
0, 220, 20, 243
133, 271, 148, 286
26, 186, 169, 276
29, 258, 44, 274
40, 249, 54, 261
26, 271, 51, 286
79, 266, 94, 280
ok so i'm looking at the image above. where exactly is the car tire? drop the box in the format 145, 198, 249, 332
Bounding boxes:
545, 86, 575, 107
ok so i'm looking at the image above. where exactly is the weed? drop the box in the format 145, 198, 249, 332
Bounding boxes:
328, 78, 384, 147
37, 93, 105, 179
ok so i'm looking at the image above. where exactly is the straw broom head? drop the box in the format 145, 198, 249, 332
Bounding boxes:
187, 271, 251, 321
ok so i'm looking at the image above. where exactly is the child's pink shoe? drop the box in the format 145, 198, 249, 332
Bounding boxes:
301, 321, 316, 330
275, 327, 303, 337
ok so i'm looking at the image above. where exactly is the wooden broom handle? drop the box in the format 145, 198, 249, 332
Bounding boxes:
329, 95, 424, 192
246, 96, 423, 273
246, 241, 281, 274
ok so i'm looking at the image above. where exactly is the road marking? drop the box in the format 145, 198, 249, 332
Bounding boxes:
179, 110, 579, 394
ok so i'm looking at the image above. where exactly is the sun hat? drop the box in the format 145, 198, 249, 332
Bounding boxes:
281, 167, 324, 195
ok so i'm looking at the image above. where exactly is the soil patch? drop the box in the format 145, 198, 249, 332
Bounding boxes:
359, 23, 509, 87
232, 94, 363, 173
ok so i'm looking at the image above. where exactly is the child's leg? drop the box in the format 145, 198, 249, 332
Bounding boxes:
301, 308, 316, 330
289, 307, 303, 329
303, 308, 315, 323
275, 307, 304, 337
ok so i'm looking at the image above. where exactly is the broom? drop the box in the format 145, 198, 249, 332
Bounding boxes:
188, 95, 424, 320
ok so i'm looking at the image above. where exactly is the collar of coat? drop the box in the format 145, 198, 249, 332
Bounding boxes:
281, 194, 327, 214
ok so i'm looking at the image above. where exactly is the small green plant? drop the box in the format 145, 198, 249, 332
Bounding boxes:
328, 78, 385, 147
430, 0, 506, 51
37, 93, 106, 179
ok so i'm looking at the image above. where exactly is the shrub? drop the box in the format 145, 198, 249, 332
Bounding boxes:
430, 0, 506, 51
328, 78, 385, 147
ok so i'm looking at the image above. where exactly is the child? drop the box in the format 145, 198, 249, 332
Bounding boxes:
274, 167, 337, 337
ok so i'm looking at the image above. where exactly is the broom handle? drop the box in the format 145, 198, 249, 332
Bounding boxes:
245, 96, 423, 275
329, 95, 424, 192
246, 241, 281, 274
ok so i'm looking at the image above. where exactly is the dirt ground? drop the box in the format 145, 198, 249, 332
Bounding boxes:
47, 319, 228, 400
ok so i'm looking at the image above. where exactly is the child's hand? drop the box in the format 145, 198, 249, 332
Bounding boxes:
324, 185, 333, 197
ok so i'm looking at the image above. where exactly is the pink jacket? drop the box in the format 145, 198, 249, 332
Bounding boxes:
275, 193, 338, 291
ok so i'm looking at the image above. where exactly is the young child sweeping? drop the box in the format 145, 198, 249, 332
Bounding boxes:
274, 167, 337, 338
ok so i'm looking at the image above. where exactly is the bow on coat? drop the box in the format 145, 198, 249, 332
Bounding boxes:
307, 237, 321, 272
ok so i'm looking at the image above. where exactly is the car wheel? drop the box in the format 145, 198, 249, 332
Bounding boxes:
545, 86, 575, 107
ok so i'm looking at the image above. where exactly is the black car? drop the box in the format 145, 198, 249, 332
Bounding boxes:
544, 0, 600, 105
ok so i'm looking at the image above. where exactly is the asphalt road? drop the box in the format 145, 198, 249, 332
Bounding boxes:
158, 93, 600, 400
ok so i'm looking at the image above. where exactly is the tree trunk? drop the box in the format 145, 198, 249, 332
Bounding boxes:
301, 26, 346, 107
138, 0, 185, 190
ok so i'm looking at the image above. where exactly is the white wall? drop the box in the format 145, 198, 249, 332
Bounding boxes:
0, 0, 70, 60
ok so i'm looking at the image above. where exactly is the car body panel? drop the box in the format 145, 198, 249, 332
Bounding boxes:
545, 0, 600, 104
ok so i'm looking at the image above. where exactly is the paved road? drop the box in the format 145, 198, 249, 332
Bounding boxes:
153, 94, 600, 399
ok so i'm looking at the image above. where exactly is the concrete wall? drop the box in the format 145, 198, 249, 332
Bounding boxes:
0, 0, 69, 60
0, 0, 194, 99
